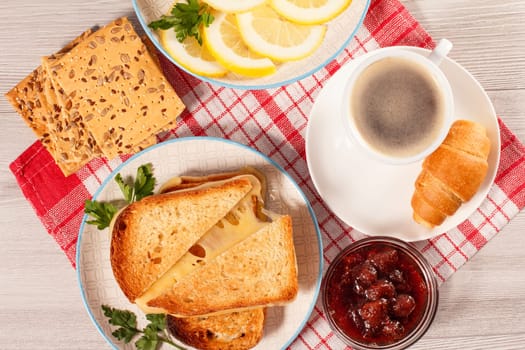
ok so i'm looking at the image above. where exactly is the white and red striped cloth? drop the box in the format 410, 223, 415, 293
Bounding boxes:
9, 0, 525, 348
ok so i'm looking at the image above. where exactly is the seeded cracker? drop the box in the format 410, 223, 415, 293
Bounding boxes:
5, 30, 97, 175
47, 17, 185, 159
42, 53, 157, 159
42, 50, 156, 171
43, 30, 102, 175
5, 67, 54, 143
42, 63, 103, 174
5, 30, 93, 142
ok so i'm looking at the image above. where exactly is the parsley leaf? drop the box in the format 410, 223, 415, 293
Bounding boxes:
113, 327, 139, 344
148, 0, 214, 45
101, 305, 140, 343
85, 163, 156, 229
115, 173, 133, 203
115, 163, 156, 203
146, 313, 167, 331
84, 200, 118, 230
134, 163, 156, 201
136, 333, 159, 350
101, 305, 185, 350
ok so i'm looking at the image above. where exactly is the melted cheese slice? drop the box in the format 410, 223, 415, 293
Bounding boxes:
135, 174, 276, 314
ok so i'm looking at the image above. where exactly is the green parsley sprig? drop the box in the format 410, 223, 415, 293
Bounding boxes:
84, 163, 156, 229
101, 305, 185, 350
115, 163, 156, 203
85, 200, 118, 230
148, 0, 214, 45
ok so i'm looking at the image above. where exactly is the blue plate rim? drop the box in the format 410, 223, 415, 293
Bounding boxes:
76, 136, 324, 349
131, 0, 371, 90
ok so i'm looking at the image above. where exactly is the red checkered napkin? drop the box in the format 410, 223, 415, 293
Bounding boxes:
8, 0, 525, 348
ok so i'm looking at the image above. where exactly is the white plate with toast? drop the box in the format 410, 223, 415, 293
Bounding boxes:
77, 137, 323, 349
305, 47, 500, 241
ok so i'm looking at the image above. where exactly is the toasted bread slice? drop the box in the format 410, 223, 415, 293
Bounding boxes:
147, 215, 298, 317
167, 308, 265, 350
159, 166, 267, 201
110, 177, 253, 302
135, 174, 271, 314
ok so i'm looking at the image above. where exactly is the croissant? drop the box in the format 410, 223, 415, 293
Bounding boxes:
411, 119, 491, 228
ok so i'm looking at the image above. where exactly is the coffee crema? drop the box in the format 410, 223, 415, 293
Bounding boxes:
350, 57, 446, 158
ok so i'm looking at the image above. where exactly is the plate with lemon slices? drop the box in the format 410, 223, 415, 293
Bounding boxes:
133, 0, 370, 89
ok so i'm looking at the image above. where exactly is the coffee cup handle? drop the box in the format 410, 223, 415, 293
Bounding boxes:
428, 39, 453, 66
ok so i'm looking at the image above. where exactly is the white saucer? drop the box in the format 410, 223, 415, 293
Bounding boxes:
305, 47, 500, 241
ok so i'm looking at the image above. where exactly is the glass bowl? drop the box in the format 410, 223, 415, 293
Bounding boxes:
321, 236, 438, 349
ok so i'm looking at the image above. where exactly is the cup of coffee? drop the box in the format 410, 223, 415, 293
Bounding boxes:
341, 39, 454, 165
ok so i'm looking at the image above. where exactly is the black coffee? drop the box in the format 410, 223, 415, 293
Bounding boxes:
350, 57, 445, 158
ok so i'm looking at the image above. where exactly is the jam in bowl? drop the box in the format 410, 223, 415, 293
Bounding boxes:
321, 236, 438, 349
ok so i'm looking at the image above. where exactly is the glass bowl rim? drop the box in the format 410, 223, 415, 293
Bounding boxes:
321, 236, 439, 350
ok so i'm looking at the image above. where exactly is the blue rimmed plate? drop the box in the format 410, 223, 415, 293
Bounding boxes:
76, 137, 323, 349
132, 0, 370, 89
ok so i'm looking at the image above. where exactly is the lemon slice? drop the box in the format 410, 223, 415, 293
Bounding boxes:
269, 0, 351, 25
202, 0, 266, 13
236, 5, 326, 62
203, 11, 276, 77
159, 29, 228, 78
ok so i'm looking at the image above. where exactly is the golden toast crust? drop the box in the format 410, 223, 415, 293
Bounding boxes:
147, 215, 298, 316
110, 178, 253, 301
167, 308, 265, 350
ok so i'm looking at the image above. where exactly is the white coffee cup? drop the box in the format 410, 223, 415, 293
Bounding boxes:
340, 39, 454, 165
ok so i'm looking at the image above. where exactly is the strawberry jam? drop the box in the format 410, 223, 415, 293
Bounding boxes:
325, 244, 429, 346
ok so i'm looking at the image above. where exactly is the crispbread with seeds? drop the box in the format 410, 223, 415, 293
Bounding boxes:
47, 17, 184, 159
5, 66, 53, 141
42, 51, 157, 159
139, 34, 178, 134
40, 64, 102, 174
142, 34, 162, 74
5, 29, 98, 175
56, 29, 94, 54
5, 22, 179, 176
5, 29, 93, 142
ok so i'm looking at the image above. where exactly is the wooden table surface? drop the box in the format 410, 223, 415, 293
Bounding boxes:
1, 0, 524, 349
